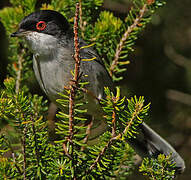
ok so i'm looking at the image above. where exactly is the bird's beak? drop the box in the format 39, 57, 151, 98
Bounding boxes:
10, 29, 29, 37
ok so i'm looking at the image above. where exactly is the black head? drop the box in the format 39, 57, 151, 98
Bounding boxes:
11, 10, 70, 37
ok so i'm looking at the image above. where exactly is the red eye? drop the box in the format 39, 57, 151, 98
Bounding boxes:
36, 21, 46, 31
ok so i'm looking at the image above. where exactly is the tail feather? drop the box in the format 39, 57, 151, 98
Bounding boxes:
127, 122, 185, 174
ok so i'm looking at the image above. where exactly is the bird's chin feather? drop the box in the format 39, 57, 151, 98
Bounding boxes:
25, 31, 59, 55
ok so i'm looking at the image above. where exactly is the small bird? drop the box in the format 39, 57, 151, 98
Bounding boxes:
11, 10, 185, 173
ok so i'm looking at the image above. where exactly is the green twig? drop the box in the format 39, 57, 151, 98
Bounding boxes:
67, 3, 80, 179
109, 3, 148, 76
15, 48, 24, 94
22, 126, 27, 180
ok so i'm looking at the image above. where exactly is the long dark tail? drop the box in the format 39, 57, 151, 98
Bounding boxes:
127, 122, 185, 174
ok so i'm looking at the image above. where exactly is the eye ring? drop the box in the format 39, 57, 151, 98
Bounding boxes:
36, 21, 46, 31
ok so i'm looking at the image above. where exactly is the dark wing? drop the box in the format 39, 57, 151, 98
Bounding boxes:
79, 39, 108, 71
78, 39, 114, 99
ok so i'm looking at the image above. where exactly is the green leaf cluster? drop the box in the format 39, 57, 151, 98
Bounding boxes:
139, 154, 176, 180
51, 87, 149, 178
0, 78, 56, 179
101, 87, 150, 138
84, 0, 166, 81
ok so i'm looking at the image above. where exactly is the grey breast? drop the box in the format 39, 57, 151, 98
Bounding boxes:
32, 47, 74, 103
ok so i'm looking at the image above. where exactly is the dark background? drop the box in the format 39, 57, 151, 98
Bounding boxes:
0, 0, 191, 179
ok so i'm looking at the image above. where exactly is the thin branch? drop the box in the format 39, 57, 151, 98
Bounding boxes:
73, 3, 81, 83
88, 109, 141, 174
22, 126, 27, 180
88, 136, 118, 173
88, 98, 144, 173
11, 151, 22, 175
68, 3, 80, 141
79, 0, 85, 38
4, 138, 22, 175
111, 110, 117, 137
62, 141, 73, 160
31, 116, 40, 170
165, 45, 191, 68
109, 4, 147, 76
81, 119, 93, 151
111, 90, 121, 137
67, 3, 80, 179
123, 111, 138, 135
15, 49, 24, 94
123, 100, 143, 135
166, 89, 191, 106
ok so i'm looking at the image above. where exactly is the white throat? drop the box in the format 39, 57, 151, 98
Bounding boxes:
25, 31, 59, 56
